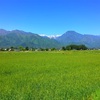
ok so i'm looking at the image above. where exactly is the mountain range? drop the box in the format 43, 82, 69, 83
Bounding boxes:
0, 29, 61, 48
0, 29, 100, 49
55, 31, 100, 48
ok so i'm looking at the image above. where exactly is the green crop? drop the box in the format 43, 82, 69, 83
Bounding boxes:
0, 51, 100, 100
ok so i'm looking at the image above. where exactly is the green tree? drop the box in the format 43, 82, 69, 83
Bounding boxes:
45, 48, 49, 51
66, 44, 88, 50
78, 45, 88, 50
25, 47, 29, 51
62, 46, 66, 50
51, 48, 56, 51
10, 47, 14, 51
19, 46, 25, 51
32, 48, 35, 51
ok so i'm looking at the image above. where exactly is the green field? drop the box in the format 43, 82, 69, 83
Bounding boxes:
0, 51, 100, 100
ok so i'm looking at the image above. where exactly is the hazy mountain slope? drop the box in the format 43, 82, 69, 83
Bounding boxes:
56, 31, 100, 48
0, 29, 61, 48
0, 29, 100, 49
0, 29, 10, 36
56, 31, 83, 44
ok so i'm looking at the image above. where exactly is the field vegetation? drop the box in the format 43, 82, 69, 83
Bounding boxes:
0, 50, 100, 100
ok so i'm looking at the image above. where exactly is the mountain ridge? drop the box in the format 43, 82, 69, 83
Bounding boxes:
0, 29, 61, 48
0, 29, 100, 48
55, 31, 100, 48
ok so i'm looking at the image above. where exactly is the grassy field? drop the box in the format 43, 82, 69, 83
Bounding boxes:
0, 51, 100, 100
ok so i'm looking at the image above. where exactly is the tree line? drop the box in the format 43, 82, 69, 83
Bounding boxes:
62, 44, 88, 50
0, 46, 57, 51
0, 44, 88, 51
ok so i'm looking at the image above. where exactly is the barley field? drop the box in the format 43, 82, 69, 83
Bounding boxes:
0, 51, 100, 100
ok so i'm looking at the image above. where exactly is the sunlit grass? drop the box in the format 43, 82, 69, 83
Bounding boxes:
0, 51, 100, 100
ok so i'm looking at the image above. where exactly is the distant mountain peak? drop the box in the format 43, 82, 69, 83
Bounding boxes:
64, 31, 81, 35
39, 34, 61, 39
66, 30, 77, 33
48, 35, 61, 39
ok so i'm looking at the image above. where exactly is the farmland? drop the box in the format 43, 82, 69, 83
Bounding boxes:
0, 51, 100, 100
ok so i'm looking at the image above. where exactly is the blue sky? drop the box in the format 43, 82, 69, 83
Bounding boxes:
0, 0, 100, 35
